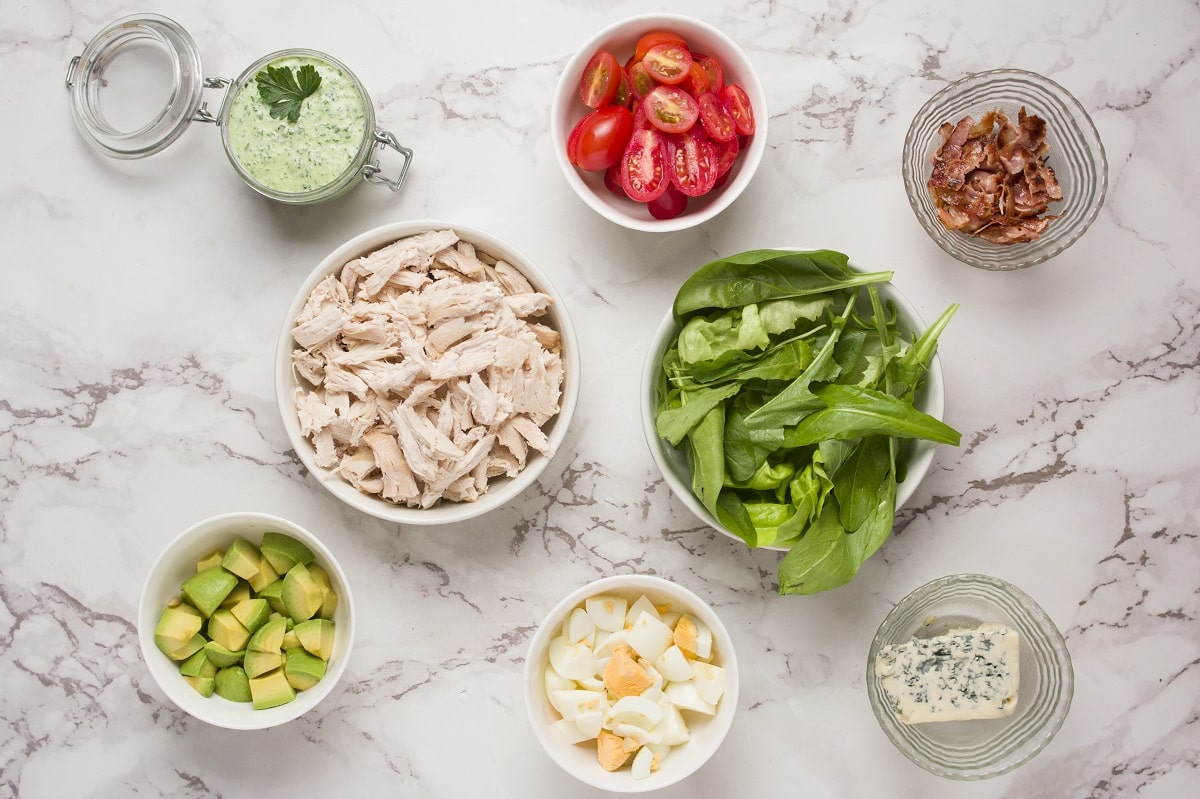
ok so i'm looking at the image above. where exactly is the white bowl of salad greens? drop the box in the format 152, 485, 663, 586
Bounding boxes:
641, 249, 960, 595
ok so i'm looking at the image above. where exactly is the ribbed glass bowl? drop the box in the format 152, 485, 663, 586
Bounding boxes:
866, 574, 1073, 779
902, 69, 1107, 271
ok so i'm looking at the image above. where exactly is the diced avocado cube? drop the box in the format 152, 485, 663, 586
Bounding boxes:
180, 566, 238, 618
219, 581, 251, 609
260, 531, 314, 575
281, 563, 323, 623
249, 668, 295, 710
214, 666, 252, 702
196, 550, 224, 572
284, 647, 327, 691
154, 606, 203, 656
247, 617, 287, 653
208, 609, 252, 652
203, 640, 245, 668
230, 598, 270, 633
293, 619, 336, 661
243, 649, 282, 679
256, 579, 287, 615
306, 562, 331, 588
282, 630, 301, 651
183, 674, 216, 697
247, 556, 280, 593
166, 632, 206, 662
221, 538, 262, 581
179, 649, 218, 679
318, 585, 339, 620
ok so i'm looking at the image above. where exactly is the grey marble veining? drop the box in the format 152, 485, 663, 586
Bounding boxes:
2, 0, 1198, 796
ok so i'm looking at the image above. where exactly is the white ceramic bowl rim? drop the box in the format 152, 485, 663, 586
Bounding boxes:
276, 219, 581, 525
523, 574, 739, 792
551, 13, 768, 232
641, 249, 947, 552
137, 511, 356, 730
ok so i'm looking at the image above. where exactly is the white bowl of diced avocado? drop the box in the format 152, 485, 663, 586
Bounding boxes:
138, 512, 355, 729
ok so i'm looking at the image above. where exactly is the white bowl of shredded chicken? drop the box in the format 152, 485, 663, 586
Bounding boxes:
276, 221, 579, 524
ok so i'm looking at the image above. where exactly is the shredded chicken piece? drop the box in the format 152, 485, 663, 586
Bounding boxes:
928, 107, 1063, 244
290, 229, 565, 508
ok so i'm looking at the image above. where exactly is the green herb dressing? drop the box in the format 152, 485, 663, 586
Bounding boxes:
227, 55, 367, 193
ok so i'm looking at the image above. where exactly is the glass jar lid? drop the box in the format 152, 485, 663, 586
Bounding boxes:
66, 14, 206, 159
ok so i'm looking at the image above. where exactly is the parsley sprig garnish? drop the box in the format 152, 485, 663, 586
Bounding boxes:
255, 64, 322, 123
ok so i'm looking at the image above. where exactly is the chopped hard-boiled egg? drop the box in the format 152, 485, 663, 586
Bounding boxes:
543, 592, 726, 781
585, 595, 627, 632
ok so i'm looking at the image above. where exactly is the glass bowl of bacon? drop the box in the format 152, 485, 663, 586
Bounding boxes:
902, 69, 1107, 271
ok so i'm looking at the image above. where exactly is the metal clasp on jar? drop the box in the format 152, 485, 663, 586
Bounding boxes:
362, 130, 414, 193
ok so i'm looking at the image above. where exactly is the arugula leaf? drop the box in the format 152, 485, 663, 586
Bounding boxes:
255, 63, 322, 123
782, 384, 962, 447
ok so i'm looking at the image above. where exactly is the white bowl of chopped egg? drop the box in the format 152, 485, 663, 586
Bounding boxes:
523, 574, 738, 791
276, 220, 580, 525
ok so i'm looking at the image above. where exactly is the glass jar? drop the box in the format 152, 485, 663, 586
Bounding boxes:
66, 14, 413, 204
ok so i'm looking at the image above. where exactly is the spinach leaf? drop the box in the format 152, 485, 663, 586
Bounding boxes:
832, 435, 890, 532
782, 384, 962, 447
777, 500, 857, 595
742, 293, 859, 433
686, 403, 727, 517
844, 475, 897, 566
673, 250, 893, 321
656, 382, 741, 446
715, 490, 757, 546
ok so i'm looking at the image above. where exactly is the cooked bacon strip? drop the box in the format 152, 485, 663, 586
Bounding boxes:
928, 107, 1063, 244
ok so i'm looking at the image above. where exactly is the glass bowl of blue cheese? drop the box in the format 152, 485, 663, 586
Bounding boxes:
66, 14, 413, 204
866, 574, 1073, 780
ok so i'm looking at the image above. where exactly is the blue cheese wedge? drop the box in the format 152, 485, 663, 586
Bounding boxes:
874, 623, 1019, 724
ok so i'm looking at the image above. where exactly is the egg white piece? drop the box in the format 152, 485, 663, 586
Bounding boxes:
678, 614, 713, 660
550, 716, 593, 744
630, 745, 655, 780
575, 709, 604, 738
627, 613, 674, 663
658, 610, 681, 631
545, 666, 575, 714
626, 595, 660, 626
613, 722, 654, 746
653, 702, 690, 746
552, 688, 608, 721
576, 674, 605, 692
567, 607, 596, 645
549, 636, 596, 681
593, 629, 629, 658
691, 662, 727, 705
585, 595, 627, 632
664, 681, 716, 715
655, 645, 694, 683
608, 694, 664, 730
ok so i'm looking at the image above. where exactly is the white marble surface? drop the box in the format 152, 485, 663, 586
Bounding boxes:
3, 0, 1198, 796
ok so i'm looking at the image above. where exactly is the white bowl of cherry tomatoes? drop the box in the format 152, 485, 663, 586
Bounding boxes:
552, 14, 767, 232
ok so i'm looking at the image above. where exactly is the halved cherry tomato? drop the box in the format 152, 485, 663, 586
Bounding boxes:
711, 132, 740, 178
721, 83, 756, 135
579, 50, 620, 108
668, 128, 718, 197
698, 55, 725, 93
603, 163, 626, 197
568, 105, 634, 172
683, 62, 711, 96
627, 61, 657, 100
634, 31, 687, 62
647, 182, 688, 219
643, 86, 699, 134
620, 128, 670, 202
696, 91, 737, 142
611, 67, 633, 109
642, 43, 693, 85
